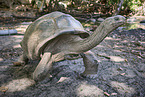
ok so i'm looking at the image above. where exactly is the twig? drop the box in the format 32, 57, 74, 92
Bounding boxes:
96, 54, 110, 59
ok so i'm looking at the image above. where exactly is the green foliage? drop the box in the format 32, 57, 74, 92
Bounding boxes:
127, 0, 142, 11
1, 0, 144, 15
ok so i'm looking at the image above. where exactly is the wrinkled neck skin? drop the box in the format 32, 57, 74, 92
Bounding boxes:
71, 16, 126, 53
52, 16, 125, 62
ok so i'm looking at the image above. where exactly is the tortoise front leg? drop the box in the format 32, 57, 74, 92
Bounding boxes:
81, 51, 99, 76
32, 52, 53, 82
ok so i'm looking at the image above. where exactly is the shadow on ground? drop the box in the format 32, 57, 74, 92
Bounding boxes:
0, 22, 145, 97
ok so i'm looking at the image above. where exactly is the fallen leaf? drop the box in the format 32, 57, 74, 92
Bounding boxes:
57, 77, 69, 83
104, 92, 110, 96
0, 86, 8, 93
121, 73, 125, 75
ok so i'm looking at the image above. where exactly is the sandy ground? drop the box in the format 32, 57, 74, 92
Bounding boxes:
0, 20, 145, 97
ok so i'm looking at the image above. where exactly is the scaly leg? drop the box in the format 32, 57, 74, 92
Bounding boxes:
81, 51, 99, 76
32, 52, 53, 82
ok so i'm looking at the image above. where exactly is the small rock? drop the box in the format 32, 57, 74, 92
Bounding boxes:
97, 18, 104, 22
90, 18, 96, 24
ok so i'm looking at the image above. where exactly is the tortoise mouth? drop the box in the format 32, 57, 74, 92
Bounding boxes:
79, 33, 89, 38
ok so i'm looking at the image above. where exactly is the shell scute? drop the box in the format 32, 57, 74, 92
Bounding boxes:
21, 12, 88, 59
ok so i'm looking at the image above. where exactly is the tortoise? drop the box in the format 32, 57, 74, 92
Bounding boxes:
14, 11, 125, 81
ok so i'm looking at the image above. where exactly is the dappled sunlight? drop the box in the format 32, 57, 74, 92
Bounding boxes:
113, 44, 124, 48
111, 81, 135, 95
0, 9, 144, 96
13, 44, 21, 48
77, 82, 104, 97
3, 78, 35, 92
105, 37, 121, 41
15, 22, 31, 33
109, 56, 125, 62
11, 35, 23, 39
11, 35, 23, 48
140, 41, 145, 44
123, 23, 145, 30
15, 28, 27, 33
0, 58, 3, 62
113, 49, 123, 53
140, 41, 145, 47
121, 40, 128, 43
96, 44, 104, 47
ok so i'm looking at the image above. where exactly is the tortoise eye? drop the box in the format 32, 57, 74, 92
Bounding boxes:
114, 17, 119, 21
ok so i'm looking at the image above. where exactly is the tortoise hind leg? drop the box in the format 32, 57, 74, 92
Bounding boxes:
81, 51, 99, 76
13, 53, 29, 66
32, 52, 53, 82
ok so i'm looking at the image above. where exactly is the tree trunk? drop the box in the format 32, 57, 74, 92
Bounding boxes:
38, 0, 45, 12
114, 0, 124, 15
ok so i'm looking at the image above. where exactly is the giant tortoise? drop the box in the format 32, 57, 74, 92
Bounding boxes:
14, 11, 125, 81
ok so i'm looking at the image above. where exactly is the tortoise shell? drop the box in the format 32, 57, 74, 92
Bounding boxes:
20, 11, 89, 60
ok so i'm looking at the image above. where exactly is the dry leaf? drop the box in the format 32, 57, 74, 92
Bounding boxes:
0, 86, 8, 93
121, 73, 125, 75
104, 92, 110, 96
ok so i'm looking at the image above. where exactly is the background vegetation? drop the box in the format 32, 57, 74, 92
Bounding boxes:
0, 0, 145, 17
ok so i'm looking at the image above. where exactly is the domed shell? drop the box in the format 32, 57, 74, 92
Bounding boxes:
20, 11, 89, 60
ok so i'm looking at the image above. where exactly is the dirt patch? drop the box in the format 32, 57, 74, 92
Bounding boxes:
0, 20, 145, 97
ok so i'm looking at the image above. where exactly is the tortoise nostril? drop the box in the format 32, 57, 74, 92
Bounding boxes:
114, 17, 119, 21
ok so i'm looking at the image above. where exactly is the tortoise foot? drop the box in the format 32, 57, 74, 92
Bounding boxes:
32, 52, 53, 82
